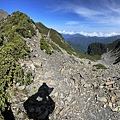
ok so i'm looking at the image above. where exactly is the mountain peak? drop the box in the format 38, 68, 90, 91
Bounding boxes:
0, 9, 9, 20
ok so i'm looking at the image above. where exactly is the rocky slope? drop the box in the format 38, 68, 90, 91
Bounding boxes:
0, 11, 120, 120
0, 9, 8, 20
4, 29, 120, 120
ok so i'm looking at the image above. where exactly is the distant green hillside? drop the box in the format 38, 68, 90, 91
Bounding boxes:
36, 22, 49, 35
63, 33, 120, 53
36, 22, 77, 55
87, 42, 107, 55
87, 39, 120, 64
107, 39, 120, 50
36, 22, 99, 60
67, 41, 86, 53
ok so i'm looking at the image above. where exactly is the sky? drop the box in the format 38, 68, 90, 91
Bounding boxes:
1, 0, 120, 36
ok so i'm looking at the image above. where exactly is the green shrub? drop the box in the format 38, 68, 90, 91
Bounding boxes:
0, 11, 36, 38
88, 61, 91, 64
0, 56, 25, 111
0, 11, 35, 113
0, 37, 3, 46
40, 38, 52, 54
0, 92, 10, 111
0, 31, 30, 113
50, 42, 62, 52
25, 71, 33, 85
93, 64, 107, 69
92, 68, 97, 71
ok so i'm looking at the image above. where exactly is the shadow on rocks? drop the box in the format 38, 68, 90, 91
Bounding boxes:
24, 83, 55, 120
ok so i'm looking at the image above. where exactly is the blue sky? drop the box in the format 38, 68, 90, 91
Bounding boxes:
1, 0, 120, 34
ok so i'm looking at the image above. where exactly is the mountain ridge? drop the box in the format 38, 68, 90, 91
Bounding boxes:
0, 10, 120, 120
0, 9, 9, 20
62, 33, 120, 53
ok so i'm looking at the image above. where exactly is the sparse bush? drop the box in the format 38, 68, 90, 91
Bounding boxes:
0, 36, 3, 46
0, 56, 25, 111
92, 68, 97, 71
93, 64, 107, 69
0, 11, 36, 38
88, 61, 91, 64
40, 38, 52, 55
50, 42, 62, 52
25, 71, 33, 85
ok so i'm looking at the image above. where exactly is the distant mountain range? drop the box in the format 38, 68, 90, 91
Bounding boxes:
62, 33, 120, 53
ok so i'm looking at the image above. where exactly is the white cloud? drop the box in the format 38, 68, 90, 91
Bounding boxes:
78, 32, 120, 37
52, 0, 120, 33
58, 30, 75, 35
66, 21, 79, 25
73, 6, 103, 18
54, 0, 120, 25
59, 30, 120, 37
72, 5, 120, 25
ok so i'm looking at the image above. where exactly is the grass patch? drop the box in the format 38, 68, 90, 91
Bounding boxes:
50, 42, 62, 53
75, 52, 101, 61
22, 89, 28, 94
40, 38, 52, 55
93, 64, 107, 69
92, 68, 97, 71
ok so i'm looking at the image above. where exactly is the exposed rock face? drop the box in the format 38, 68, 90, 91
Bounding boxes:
6, 30, 120, 120
0, 9, 8, 20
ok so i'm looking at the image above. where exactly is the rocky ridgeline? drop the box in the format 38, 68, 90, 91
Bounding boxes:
7, 30, 120, 120
0, 10, 8, 20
